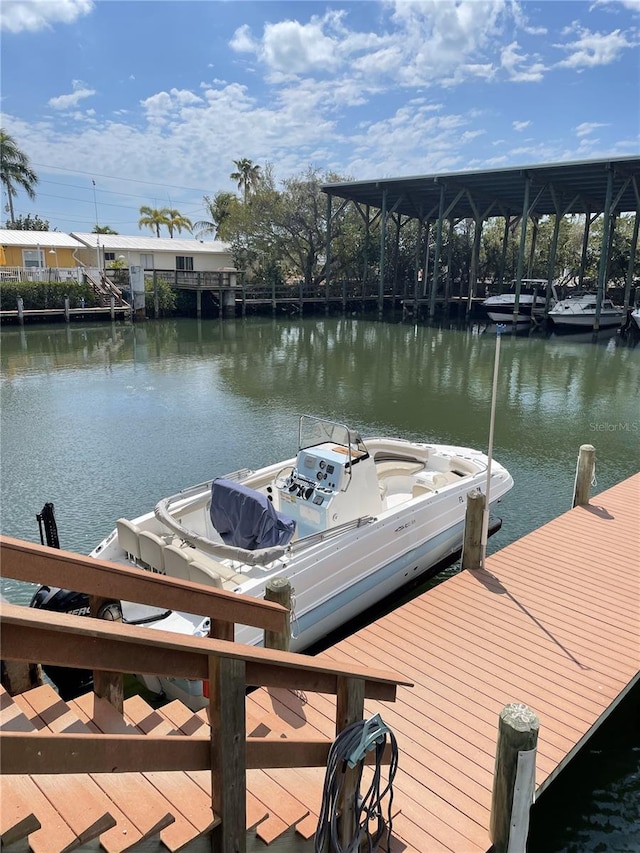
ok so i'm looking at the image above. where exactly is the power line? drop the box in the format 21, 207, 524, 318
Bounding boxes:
30, 161, 215, 195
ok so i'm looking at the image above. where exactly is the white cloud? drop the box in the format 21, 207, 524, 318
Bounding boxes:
575, 121, 608, 136
48, 80, 95, 110
231, 1, 520, 92
1, 0, 93, 33
591, 0, 640, 11
231, 12, 360, 78
556, 26, 636, 68
513, 120, 531, 131
500, 42, 546, 81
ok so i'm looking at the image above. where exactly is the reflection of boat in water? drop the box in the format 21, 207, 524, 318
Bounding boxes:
546, 327, 619, 347
549, 292, 626, 330
482, 279, 556, 326
32, 415, 513, 709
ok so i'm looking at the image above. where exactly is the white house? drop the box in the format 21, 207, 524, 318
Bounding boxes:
70, 234, 235, 273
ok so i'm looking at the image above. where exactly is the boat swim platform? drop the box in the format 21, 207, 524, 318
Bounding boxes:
246, 472, 640, 852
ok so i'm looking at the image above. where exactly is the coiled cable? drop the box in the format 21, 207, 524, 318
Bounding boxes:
314, 714, 398, 853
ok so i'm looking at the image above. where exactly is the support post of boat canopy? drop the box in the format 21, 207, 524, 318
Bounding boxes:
445, 217, 455, 303
429, 183, 446, 320
594, 167, 614, 332
378, 188, 388, 319
468, 216, 483, 317
325, 192, 332, 316
624, 207, 639, 312
497, 213, 511, 294
513, 173, 531, 325
578, 208, 594, 290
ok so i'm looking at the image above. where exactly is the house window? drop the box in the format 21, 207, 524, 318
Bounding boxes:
140, 253, 154, 269
104, 252, 116, 262
176, 256, 194, 271
23, 249, 44, 268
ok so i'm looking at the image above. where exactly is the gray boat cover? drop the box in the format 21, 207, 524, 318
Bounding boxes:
210, 478, 296, 550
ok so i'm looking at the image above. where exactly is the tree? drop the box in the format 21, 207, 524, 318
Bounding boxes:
138, 205, 170, 237
165, 208, 193, 238
93, 224, 119, 234
5, 213, 52, 231
194, 192, 239, 241
1, 130, 39, 226
230, 158, 261, 204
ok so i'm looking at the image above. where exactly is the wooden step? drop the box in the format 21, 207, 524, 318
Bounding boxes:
0, 685, 37, 733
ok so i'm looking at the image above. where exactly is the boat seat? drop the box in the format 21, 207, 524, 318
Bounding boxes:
412, 483, 434, 498
376, 460, 425, 478
139, 530, 166, 573
117, 518, 141, 560
187, 560, 223, 589
192, 553, 246, 587
381, 474, 415, 497
415, 471, 460, 491
163, 543, 194, 581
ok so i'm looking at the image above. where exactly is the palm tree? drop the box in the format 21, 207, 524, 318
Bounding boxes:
92, 224, 118, 234
165, 209, 193, 238
0, 130, 38, 226
138, 205, 170, 237
194, 192, 237, 240
230, 158, 261, 204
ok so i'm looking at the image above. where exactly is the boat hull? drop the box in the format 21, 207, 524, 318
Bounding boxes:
548, 312, 625, 329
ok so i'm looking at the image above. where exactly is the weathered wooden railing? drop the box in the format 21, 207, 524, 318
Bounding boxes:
0, 535, 290, 709
0, 536, 410, 852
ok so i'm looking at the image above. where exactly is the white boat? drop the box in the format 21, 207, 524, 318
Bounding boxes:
36, 416, 513, 708
631, 307, 640, 331
548, 292, 626, 329
482, 279, 556, 325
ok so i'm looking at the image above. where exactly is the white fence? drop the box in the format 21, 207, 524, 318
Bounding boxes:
0, 266, 85, 284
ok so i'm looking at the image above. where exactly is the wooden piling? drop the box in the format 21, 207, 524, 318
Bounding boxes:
573, 443, 595, 507
17, 297, 24, 325
461, 490, 485, 570
263, 578, 291, 651
89, 596, 123, 714
336, 676, 366, 850
64, 297, 70, 323
0, 660, 43, 695
490, 703, 539, 853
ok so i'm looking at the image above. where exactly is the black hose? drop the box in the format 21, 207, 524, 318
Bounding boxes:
314, 715, 398, 853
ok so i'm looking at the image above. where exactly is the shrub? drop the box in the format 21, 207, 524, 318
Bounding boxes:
0, 280, 97, 311
144, 275, 177, 316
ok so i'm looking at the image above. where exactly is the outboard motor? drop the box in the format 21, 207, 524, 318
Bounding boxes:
30, 502, 123, 700
30, 584, 94, 699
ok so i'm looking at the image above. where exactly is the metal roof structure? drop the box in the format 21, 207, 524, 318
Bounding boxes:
322, 156, 640, 221
0, 230, 84, 249
71, 233, 230, 253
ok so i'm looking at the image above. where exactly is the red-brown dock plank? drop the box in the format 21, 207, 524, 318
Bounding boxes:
260, 473, 639, 852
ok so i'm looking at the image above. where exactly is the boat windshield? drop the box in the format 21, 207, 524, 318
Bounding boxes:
298, 415, 368, 458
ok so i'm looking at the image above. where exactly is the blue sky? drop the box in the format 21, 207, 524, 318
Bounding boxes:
1, 0, 638, 235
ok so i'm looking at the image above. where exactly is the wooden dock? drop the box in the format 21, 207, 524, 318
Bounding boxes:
1, 474, 638, 852
246, 472, 640, 851
0, 306, 130, 323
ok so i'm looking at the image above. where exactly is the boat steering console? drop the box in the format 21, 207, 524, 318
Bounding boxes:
276, 443, 356, 537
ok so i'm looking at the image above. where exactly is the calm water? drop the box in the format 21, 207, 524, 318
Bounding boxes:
1, 316, 639, 850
